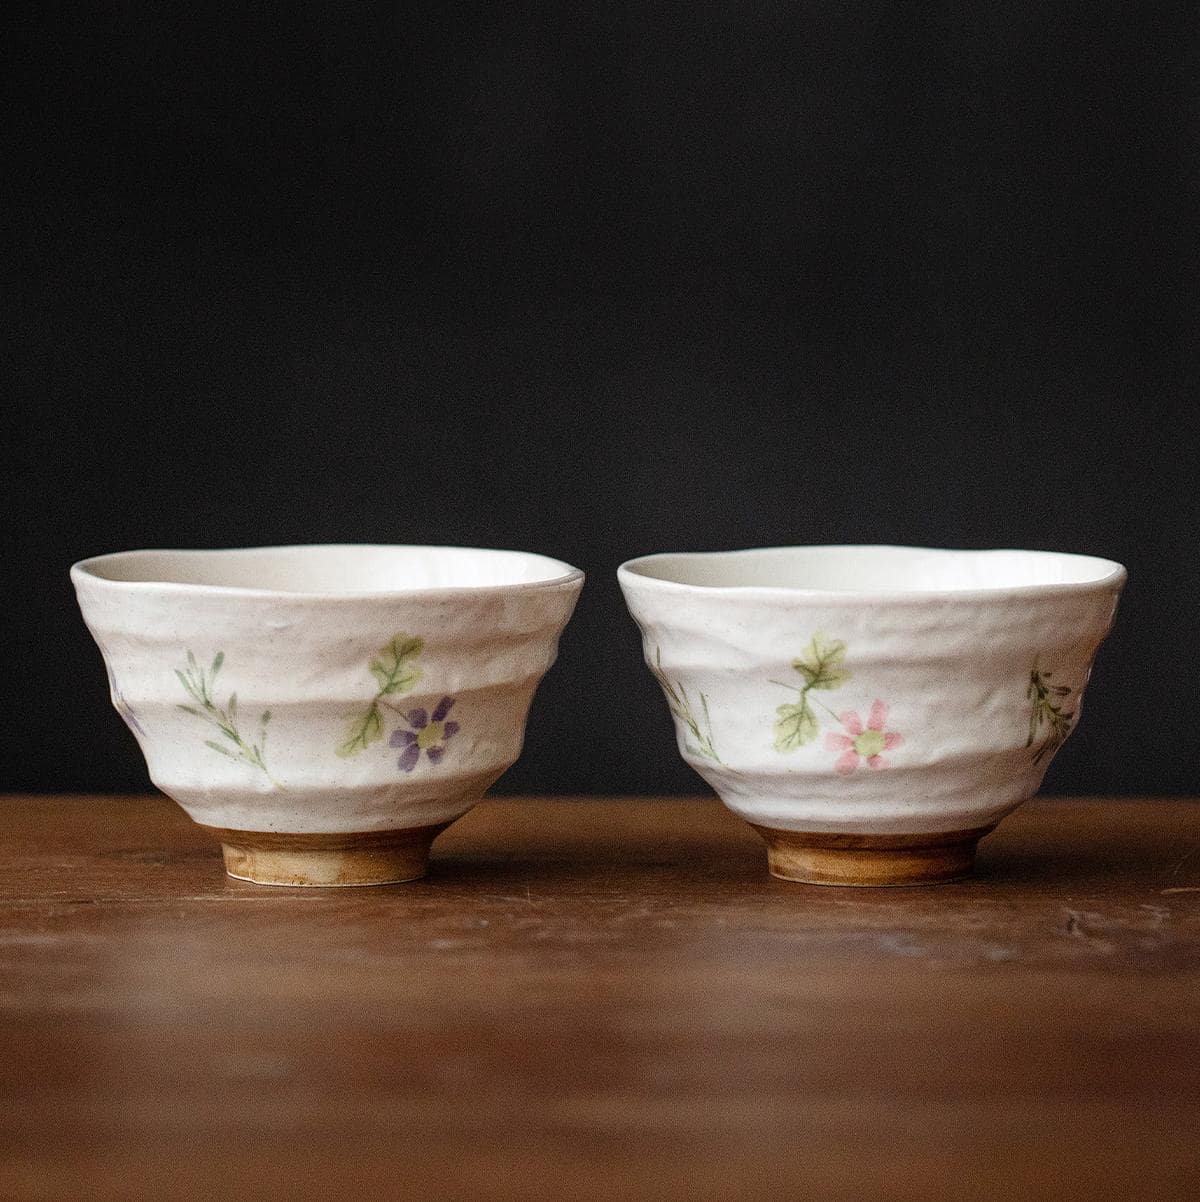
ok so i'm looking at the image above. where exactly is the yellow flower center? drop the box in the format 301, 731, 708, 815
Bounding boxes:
417, 720, 444, 750
853, 729, 886, 758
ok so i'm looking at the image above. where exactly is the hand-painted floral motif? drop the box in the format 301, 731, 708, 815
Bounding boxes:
106, 662, 145, 736
1027, 662, 1074, 764
389, 696, 460, 772
825, 700, 903, 774
338, 635, 424, 757
650, 647, 720, 762
772, 632, 850, 751
176, 651, 278, 783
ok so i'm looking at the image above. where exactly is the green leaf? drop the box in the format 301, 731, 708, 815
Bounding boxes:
337, 704, 384, 757
792, 632, 850, 691
363, 705, 383, 743
177, 704, 202, 716
261, 709, 272, 725
175, 669, 202, 703
227, 692, 238, 722
369, 634, 424, 695
380, 663, 422, 695
203, 739, 238, 759
774, 698, 818, 751
211, 651, 224, 678
394, 635, 424, 660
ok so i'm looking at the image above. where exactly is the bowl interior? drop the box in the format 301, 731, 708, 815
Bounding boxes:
622, 546, 1124, 595
75, 545, 581, 595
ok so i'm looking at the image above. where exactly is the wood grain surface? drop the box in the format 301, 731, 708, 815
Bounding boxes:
2, 795, 1198, 1201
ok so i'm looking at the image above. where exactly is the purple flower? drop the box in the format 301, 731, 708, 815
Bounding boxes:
389, 696, 460, 772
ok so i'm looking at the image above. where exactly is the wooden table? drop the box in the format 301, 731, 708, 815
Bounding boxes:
2, 795, 1197, 1201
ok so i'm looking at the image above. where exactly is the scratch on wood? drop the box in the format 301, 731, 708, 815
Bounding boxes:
1061, 910, 1115, 954
1169, 841, 1200, 879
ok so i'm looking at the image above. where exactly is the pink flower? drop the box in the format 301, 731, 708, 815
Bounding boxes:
825, 699, 902, 774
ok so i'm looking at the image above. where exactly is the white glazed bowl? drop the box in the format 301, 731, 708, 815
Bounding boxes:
73, 545, 583, 885
619, 545, 1126, 886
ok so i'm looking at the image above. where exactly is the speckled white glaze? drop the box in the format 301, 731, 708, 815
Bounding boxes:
73, 545, 583, 836
619, 546, 1125, 837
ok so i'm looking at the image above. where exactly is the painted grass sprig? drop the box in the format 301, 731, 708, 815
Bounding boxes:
1027, 663, 1074, 765
176, 650, 278, 783
650, 646, 721, 763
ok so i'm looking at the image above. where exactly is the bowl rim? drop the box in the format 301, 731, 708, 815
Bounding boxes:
71, 543, 585, 600
618, 544, 1127, 602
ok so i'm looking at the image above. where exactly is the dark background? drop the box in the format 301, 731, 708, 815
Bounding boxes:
6, 2, 1197, 795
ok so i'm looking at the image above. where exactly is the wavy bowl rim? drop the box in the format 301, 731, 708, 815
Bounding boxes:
618, 544, 1127, 603
71, 543, 585, 601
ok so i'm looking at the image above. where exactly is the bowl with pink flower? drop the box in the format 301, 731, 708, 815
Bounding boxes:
618, 545, 1126, 886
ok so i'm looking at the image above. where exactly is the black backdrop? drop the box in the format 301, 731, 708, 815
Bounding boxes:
7, 2, 1197, 795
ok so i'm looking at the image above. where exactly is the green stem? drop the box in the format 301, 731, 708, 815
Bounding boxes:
341, 644, 421, 755
771, 678, 840, 720
179, 656, 281, 785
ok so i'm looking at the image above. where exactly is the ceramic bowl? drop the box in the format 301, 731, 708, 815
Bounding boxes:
73, 544, 583, 886
619, 545, 1126, 886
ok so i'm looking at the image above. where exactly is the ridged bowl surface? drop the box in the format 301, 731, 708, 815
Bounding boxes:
619, 546, 1125, 838
73, 545, 583, 837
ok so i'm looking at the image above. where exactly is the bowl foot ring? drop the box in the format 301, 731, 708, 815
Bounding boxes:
750, 823, 997, 887
202, 823, 451, 887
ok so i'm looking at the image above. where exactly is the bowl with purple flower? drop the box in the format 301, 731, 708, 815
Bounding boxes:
72, 544, 584, 886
